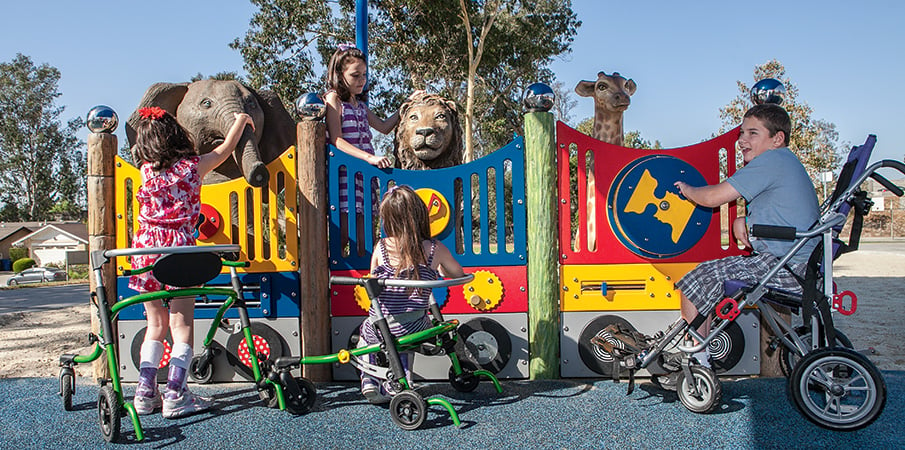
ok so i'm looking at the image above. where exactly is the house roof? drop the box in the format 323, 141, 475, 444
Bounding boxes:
9, 222, 89, 246
0, 222, 44, 243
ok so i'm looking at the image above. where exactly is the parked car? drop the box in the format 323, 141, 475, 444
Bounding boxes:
6, 267, 68, 285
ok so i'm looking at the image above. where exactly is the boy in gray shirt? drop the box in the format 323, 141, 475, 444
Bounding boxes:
673, 103, 820, 367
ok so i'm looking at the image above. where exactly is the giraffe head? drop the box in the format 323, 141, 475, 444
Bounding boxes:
575, 71, 637, 113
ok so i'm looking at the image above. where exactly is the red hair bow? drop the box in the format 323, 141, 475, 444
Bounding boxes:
138, 106, 167, 120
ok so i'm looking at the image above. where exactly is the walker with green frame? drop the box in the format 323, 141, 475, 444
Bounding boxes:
57, 244, 314, 443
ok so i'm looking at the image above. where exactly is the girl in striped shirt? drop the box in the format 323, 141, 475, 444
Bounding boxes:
358, 185, 465, 403
325, 45, 399, 254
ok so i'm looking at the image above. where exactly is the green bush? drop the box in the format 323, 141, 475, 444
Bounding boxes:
12, 258, 36, 273
67, 264, 89, 280
9, 247, 27, 261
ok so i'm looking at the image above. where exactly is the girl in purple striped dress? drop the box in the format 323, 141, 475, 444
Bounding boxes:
325, 45, 399, 254
358, 185, 465, 404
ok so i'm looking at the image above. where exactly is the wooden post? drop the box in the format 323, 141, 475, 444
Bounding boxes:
296, 120, 331, 381
87, 132, 117, 379
524, 111, 559, 379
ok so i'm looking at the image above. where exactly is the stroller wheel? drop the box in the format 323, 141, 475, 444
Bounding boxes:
677, 366, 722, 414
258, 383, 281, 409
780, 327, 853, 378
448, 367, 480, 393
97, 385, 121, 443
389, 391, 427, 430
788, 347, 886, 431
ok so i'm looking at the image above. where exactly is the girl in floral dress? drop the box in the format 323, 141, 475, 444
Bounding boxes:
129, 106, 254, 418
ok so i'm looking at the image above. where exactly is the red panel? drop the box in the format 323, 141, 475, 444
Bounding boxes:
557, 122, 748, 265
329, 266, 528, 317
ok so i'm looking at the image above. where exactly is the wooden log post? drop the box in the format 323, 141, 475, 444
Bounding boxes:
524, 111, 560, 379
87, 131, 118, 379
296, 120, 332, 381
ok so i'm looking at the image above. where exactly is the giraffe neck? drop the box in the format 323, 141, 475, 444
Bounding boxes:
594, 109, 624, 146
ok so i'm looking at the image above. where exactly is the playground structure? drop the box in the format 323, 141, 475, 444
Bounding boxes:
83, 94, 775, 389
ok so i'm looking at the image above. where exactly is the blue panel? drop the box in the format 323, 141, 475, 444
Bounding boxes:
327, 136, 527, 270
116, 271, 300, 321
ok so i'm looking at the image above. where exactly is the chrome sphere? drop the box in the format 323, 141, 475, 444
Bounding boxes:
750, 78, 786, 106
523, 82, 555, 112
296, 92, 326, 120
86, 105, 118, 133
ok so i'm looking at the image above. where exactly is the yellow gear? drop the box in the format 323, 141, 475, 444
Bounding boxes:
463, 270, 504, 312
354, 284, 371, 312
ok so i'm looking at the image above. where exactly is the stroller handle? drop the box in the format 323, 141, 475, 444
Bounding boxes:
330, 273, 474, 289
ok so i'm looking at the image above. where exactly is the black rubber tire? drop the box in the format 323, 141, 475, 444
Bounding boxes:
8, 279, 16, 286
448, 367, 480, 393
676, 366, 722, 414
280, 372, 316, 415
780, 327, 853, 378
788, 347, 886, 431
189, 355, 215, 384
389, 390, 427, 430
97, 385, 121, 443
61, 371, 74, 411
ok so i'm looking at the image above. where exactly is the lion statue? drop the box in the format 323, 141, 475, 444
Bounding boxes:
393, 92, 464, 170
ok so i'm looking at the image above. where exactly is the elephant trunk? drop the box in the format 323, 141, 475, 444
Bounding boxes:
234, 122, 269, 188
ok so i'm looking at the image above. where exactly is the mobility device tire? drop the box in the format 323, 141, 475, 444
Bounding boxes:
97, 385, 121, 443
677, 366, 722, 414
189, 355, 215, 384
389, 391, 428, 430
60, 369, 75, 411
258, 383, 281, 409
280, 372, 316, 415
788, 347, 886, 431
448, 367, 480, 393
779, 327, 853, 378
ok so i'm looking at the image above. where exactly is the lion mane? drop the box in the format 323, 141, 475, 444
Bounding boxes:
393, 92, 464, 170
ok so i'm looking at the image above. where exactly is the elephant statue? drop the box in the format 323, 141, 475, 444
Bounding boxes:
126, 79, 297, 187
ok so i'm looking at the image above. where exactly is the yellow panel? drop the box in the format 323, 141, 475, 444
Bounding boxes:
560, 263, 698, 312
113, 147, 299, 274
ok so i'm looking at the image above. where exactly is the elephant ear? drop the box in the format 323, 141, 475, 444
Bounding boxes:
248, 87, 297, 164
125, 82, 190, 148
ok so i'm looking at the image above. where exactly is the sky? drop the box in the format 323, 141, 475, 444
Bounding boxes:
2, 0, 904, 164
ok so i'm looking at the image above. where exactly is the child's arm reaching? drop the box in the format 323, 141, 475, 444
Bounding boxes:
433, 242, 465, 279
196, 113, 255, 177
674, 180, 740, 208
367, 108, 399, 135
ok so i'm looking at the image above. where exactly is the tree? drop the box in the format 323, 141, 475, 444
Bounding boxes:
0, 54, 86, 221
232, 0, 580, 159
719, 60, 842, 191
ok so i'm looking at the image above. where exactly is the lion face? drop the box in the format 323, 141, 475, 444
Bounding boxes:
394, 93, 463, 170
402, 103, 453, 160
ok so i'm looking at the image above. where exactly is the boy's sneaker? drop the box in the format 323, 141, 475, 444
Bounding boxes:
162, 389, 212, 419
133, 393, 162, 415
361, 378, 390, 404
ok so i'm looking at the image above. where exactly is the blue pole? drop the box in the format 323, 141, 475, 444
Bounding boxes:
355, 0, 368, 62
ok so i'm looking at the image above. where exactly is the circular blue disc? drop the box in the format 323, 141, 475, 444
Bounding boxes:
608, 155, 711, 258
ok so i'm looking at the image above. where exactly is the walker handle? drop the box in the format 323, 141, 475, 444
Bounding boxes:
329, 273, 474, 289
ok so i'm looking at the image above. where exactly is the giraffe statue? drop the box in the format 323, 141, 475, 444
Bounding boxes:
574, 71, 637, 251
575, 71, 637, 145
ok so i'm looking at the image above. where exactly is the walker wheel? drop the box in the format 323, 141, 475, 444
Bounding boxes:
676, 366, 722, 414
279, 371, 317, 415
780, 326, 853, 378
97, 385, 121, 443
448, 367, 480, 393
258, 383, 281, 409
788, 347, 886, 431
189, 355, 215, 384
389, 391, 427, 430
60, 369, 75, 411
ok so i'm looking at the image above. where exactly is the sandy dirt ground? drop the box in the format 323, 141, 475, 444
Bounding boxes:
0, 249, 902, 379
